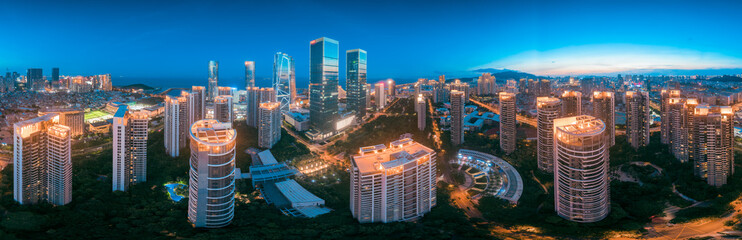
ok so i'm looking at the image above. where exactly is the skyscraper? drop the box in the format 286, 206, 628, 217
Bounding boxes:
13, 114, 72, 206
112, 106, 149, 192
246, 87, 276, 127
273, 53, 295, 113
207, 60, 219, 101
374, 82, 386, 109
51, 67, 59, 84
27, 68, 43, 91
691, 105, 734, 187
346, 49, 368, 118
416, 94, 426, 131
539, 79, 551, 97
258, 102, 282, 148
386, 79, 396, 98
625, 91, 650, 149
477, 73, 496, 95
536, 97, 561, 172
449, 79, 470, 101
164, 92, 190, 157
309, 37, 339, 134
592, 91, 615, 146
214, 96, 233, 123
499, 92, 517, 154
38, 108, 84, 137
245, 61, 255, 88
661, 89, 681, 144
560, 91, 582, 117
189, 86, 206, 125
451, 90, 465, 146
554, 115, 610, 223
668, 97, 687, 162
350, 138, 436, 223
188, 119, 236, 228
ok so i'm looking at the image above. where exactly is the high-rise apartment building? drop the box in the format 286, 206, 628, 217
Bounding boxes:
273, 52, 295, 113
477, 73, 496, 95
246, 87, 276, 127
188, 119, 236, 228
451, 90, 465, 146
374, 83, 386, 109
685, 98, 699, 165
691, 105, 734, 187
592, 91, 615, 146
245, 61, 255, 88
661, 89, 681, 144
164, 92, 190, 157
189, 86, 206, 125
214, 96, 233, 123
416, 94, 426, 131
97, 74, 112, 91
38, 108, 84, 137
560, 91, 582, 117
449, 79, 470, 101
499, 92, 517, 154
554, 115, 610, 223
365, 83, 372, 110
350, 138, 436, 223
536, 97, 561, 172
258, 102, 282, 149
624, 91, 650, 149
309, 37, 339, 134
207, 60, 219, 100
387, 79, 396, 98
112, 106, 149, 192
217, 86, 232, 97
346, 49, 368, 117
667, 97, 687, 162
13, 114, 72, 206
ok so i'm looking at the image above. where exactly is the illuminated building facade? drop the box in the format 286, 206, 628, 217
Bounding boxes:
624, 91, 650, 149
214, 95, 233, 123
38, 108, 84, 137
660, 89, 681, 144
451, 90, 465, 146
165, 92, 190, 157
346, 49, 367, 117
246, 87, 276, 127
309, 37, 339, 134
691, 105, 734, 187
189, 86, 206, 125
258, 102, 282, 148
245, 61, 255, 88
416, 94, 426, 131
273, 52, 295, 113
112, 106, 149, 192
375, 82, 386, 109
536, 97, 561, 172
499, 92, 516, 154
208, 60, 219, 101
560, 91, 582, 117
592, 91, 615, 146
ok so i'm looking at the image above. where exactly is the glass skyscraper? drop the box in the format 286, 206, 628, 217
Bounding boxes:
273, 52, 295, 113
245, 61, 255, 88
346, 49, 367, 118
208, 60, 219, 100
309, 37, 339, 133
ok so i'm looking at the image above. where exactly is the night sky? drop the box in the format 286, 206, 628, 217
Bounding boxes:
2, 0, 742, 88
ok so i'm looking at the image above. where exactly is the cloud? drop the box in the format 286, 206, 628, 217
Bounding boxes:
473, 44, 742, 76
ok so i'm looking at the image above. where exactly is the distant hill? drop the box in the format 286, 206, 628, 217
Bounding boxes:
708, 75, 742, 83
118, 84, 155, 90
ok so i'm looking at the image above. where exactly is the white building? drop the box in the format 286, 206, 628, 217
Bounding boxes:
375, 82, 386, 110
350, 138, 437, 223
536, 97, 561, 172
259, 102, 282, 148
112, 105, 149, 192
416, 94, 426, 131
165, 92, 189, 157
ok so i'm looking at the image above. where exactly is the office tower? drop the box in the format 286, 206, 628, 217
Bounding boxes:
246, 87, 276, 127
273, 52, 295, 113
374, 83, 386, 109
539, 79, 551, 97
477, 73, 496, 96
258, 102, 282, 148
346, 49, 368, 118
13, 114, 72, 206
214, 96, 233, 123
365, 83, 372, 110
52, 68, 59, 85
499, 92, 517, 154
309, 37, 339, 134
553, 115, 610, 223
245, 61, 255, 88
188, 119, 236, 228
164, 92, 190, 157
350, 138, 436, 223
560, 91, 582, 117
451, 90, 465, 146
536, 97, 562, 172
37, 108, 84, 137
661, 89, 681, 144
592, 91, 615, 146
691, 105, 734, 187
667, 98, 687, 162
190, 86, 206, 124
112, 106, 149, 192
450, 79, 470, 101
416, 94, 426, 131
207, 60, 219, 100
624, 91, 650, 149
387, 79, 396, 98
27, 68, 43, 91
217, 86, 232, 97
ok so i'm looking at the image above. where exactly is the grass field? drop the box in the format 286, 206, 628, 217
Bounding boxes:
84, 110, 111, 121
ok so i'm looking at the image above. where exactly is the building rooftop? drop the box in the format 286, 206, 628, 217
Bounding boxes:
554, 115, 605, 136
353, 138, 434, 175
256, 150, 278, 165
275, 179, 325, 206
190, 119, 235, 145
113, 105, 129, 118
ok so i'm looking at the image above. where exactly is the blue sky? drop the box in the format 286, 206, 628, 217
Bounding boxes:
2, 0, 741, 87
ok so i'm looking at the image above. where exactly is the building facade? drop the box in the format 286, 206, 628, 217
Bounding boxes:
554, 115, 610, 223
214, 95, 233, 124
375, 82, 386, 110
499, 92, 516, 154
112, 106, 149, 192
350, 138, 436, 223
624, 91, 650, 149
477, 73, 496, 96
451, 90, 465, 146
190, 86, 206, 125
38, 108, 84, 137
246, 87, 276, 127
416, 94, 426, 131
188, 119, 236, 228
661, 89, 681, 144
309, 37, 340, 134
346, 49, 367, 117
165, 92, 190, 157
592, 91, 615, 146
245, 61, 255, 88
536, 97, 561, 172
273, 52, 295, 113
691, 105, 734, 187
208, 60, 219, 101
258, 102, 282, 149
560, 91, 582, 117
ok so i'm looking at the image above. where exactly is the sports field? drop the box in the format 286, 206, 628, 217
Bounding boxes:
84, 110, 112, 122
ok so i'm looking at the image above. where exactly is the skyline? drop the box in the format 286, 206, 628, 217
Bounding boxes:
3, 0, 742, 88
